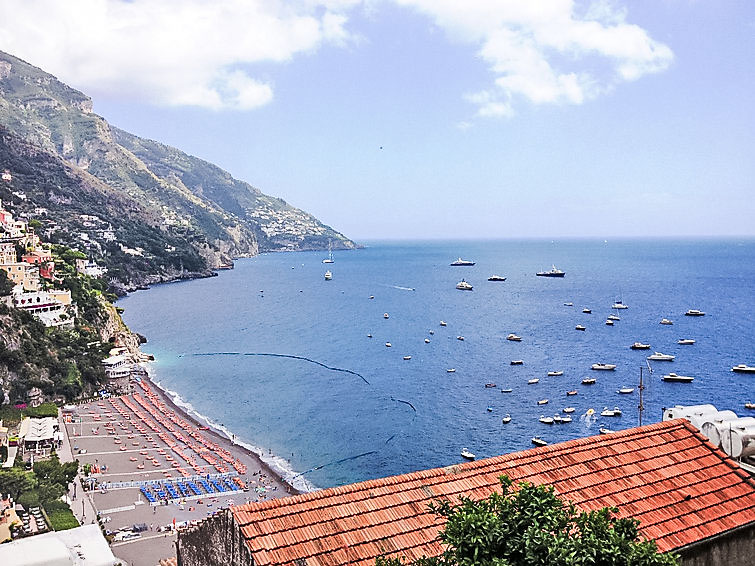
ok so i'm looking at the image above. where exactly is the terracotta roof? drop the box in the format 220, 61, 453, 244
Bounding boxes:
231, 420, 755, 565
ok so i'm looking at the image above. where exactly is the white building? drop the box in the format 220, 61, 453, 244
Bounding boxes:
0, 524, 118, 566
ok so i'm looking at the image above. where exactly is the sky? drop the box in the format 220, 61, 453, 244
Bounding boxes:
0, 0, 753, 240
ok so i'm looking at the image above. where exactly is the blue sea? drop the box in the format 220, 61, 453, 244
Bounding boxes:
118, 239, 755, 490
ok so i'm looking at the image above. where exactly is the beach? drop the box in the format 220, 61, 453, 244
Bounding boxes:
60, 369, 298, 566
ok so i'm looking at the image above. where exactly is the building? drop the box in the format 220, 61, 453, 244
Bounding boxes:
12, 289, 73, 327
177, 420, 755, 566
18, 417, 60, 458
0, 523, 118, 566
0, 241, 15, 264
22, 249, 52, 265
0, 262, 40, 291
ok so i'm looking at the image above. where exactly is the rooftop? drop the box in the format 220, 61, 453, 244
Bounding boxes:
231, 419, 755, 566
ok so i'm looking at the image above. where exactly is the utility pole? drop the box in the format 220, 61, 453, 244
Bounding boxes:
638, 366, 645, 427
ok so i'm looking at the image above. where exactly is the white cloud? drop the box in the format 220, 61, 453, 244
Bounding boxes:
0, 0, 358, 110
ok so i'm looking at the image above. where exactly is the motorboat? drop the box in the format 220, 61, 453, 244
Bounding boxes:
536, 265, 565, 277
581, 378, 596, 385
506, 333, 522, 342
532, 437, 548, 447
647, 352, 675, 361
439, 320, 447, 326
446, 368, 456, 373
582, 308, 592, 314
429, 330, 434, 335
501, 388, 513, 393
457, 336, 465, 341
563, 407, 576, 413
324, 270, 332, 280
403, 356, 412, 360
553, 415, 563, 423
487, 407, 493, 412
745, 403, 755, 410
612, 301, 628, 309
460, 449, 475, 460
660, 318, 673, 325
560, 415, 573, 423
385, 342, 392, 347
732, 364, 755, 374
424, 338, 430, 343
487, 275, 507, 281
662, 373, 694, 383
600, 406, 622, 417
384, 313, 389, 319
510, 360, 524, 365
685, 309, 705, 316
547, 370, 563, 377
564, 302, 574, 306
485, 383, 496, 388
367, 334, 372, 338
591, 363, 616, 371
605, 320, 614, 326
539, 415, 554, 424
630, 342, 651, 350
575, 325, 586, 331
528, 378, 540, 384
617, 387, 634, 394
566, 390, 578, 396
537, 399, 549, 405
456, 279, 474, 291
599, 427, 613, 434
451, 258, 475, 266
502, 414, 512, 423
607, 314, 620, 321
677, 339, 696, 345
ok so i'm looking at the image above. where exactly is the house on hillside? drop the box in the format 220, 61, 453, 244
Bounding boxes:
0, 241, 16, 264
177, 420, 755, 566
12, 289, 74, 328
0, 263, 40, 291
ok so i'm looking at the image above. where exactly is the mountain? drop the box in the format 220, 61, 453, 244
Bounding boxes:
0, 50, 355, 291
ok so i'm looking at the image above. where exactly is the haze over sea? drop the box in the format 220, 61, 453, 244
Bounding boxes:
119, 239, 755, 490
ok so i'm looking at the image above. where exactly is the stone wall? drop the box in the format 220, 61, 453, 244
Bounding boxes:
177, 510, 254, 566
679, 523, 755, 566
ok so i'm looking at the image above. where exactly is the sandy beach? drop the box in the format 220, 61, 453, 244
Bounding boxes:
60, 372, 298, 566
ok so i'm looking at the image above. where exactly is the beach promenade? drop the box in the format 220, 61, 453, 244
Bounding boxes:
59, 378, 295, 566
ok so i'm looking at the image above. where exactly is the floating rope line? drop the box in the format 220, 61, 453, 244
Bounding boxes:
292, 450, 378, 479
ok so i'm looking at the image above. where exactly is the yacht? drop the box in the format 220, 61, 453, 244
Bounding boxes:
591, 363, 616, 371
324, 270, 332, 280
630, 342, 651, 350
647, 352, 675, 361
582, 378, 596, 385
537, 399, 549, 405
677, 339, 696, 345
662, 373, 694, 383
506, 333, 522, 342
487, 275, 507, 281
660, 318, 673, 325
612, 300, 629, 309
617, 387, 634, 394
732, 364, 755, 374
600, 406, 622, 417
528, 378, 540, 384
539, 415, 554, 424
451, 258, 475, 266
322, 241, 334, 264
456, 279, 473, 291
510, 360, 524, 365
547, 370, 564, 377
575, 325, 586, 331
460, 449, 476, 460
536, 265, 565, 277
685, 309, 705, 316
501, 414, 512, 424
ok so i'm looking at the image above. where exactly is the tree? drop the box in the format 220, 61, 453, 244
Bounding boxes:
377, 476, 678, 566
0, 268, 14, 295
0, 468, 37, 501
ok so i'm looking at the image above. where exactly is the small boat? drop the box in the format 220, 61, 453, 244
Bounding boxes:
439, 320, 447, 326
662, 373, 694, 383
745, 403, 755, 410
599, 427, 613, 434
460, 449, 476, 460
487, 275, 507, 281
560, 415, 573, 423
617, 387, 634, 394
660, 318, 673, 325
424, 338, 430, 343
575, 325, 586, 331
539, 415, 554, 424
510, 360, 524, 365
485, 383, 496, 388
547, 370, 563, 377
457, 336, 465, 341
563, 407, 576, 413
582, 308, 592, 314
429, 330, 435, 335
324, 270, 332, 280
532, 437, 548, 447
732, 364, 755, 374
647, 352, 675, 361
677, 339, 696, 345
536, 265, 565, 277
685, 309, 705, 316
322, 240, 335, 263
385, 342, 392, 347
564, 302, 574, 306
553, 415, 563, 423
501, 388, 513, 393
566, 390, 578, 396
456, 279, 473, 291
591, 363, 616, 371
537, 399, 549, 405
383, 313, 389, 319
450, 258, 475, 266
369, 295, 374, 299
600, 406, 622, 417
612, 301, 628, 309
605, 320, 614, 326
487, 407, 493, 412
630, 342, 651, 350
367, 334, 372, 338
528, 378, 540, 384
607, 314, 620, 321
403, 356, 412, 360
446, 368, 456, 373
506, 333, 522, 342
502, 414, 511, 423
582, 378, 596, 385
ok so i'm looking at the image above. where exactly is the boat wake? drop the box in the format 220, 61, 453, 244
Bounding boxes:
379, 284, 416, 291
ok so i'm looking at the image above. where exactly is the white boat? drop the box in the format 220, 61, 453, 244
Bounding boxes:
607, 314, 620, 321
502, 414, 511, 423
591, 363, 616, 371
429, 330, 434, 335
685, 309, 705, 316
582, 308, 592, 314
553, 415, 563, 423
630, 342, 651, 350
561, 415, 573, 423
532, 437, 548, 447
456, 279, 473, 291
612, 300, 629, 309
506, 333, 522, 342
456, 336, 465, 341
605, 320, 614, 326
537, 399, 548, 405
660, 318, 673, 325
564, 302, 574, 306
617, 387, 634, 394
322, 241, 334, 264
439, 320, 447, 326
488, 275, 507, 281
510, 360, 524, 365
536, 265, 565, 277
575, 325, 586, 331
662, 373, 694, 383
367, 334, 372, 338
446, 368, 456, 373
582, 378, 596, 385
547, 370, 563, 377
385, 342, 392, 347
324, 270, 332, 280
647, 352, 675, 361
424, 338, 430, 343
403, 356, 412, 360
450, 258, 475, 266
486, 407, 493, 412
600, 406, 622, 417
528, 378, 540, 384
563, 407, 576, 413
501, 388, 513, 393
599, 427, 613, 434
383, 312, 389, 319
485, 383, 496, 388
732, 364, 755, 374
539, 415, 554, 424
460, 449, 475, 460
566, 390, 578, 396
677, 338, 695, 345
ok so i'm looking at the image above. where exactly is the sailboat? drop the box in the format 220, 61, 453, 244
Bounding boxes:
322, 240, 334, 264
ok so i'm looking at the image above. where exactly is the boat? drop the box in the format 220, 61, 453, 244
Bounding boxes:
560, 415, 573, 423
501, 388, 513, 393
403, 356, 412, 360
685, 309, 705, 316
591, 363, 616, 371
385, 342, 392, 347
553, 415, 563, 423
506, 333, 522, 342
537, 399, 549, 405
322, 241, 334, 264
510, 360, 524, 365
485, 383, 496, 388
487, 275, 507, 281
617, 387, 634, 394
324, 270, 332, 280
383, 313, 389, 319
429, 330, 434, 335
539, 415, 554, 424
566, 390, 578, 396
563, 407, 576, 413
367, 334, 372, 338
424, 338, 430, 343
677, 339, 696, 345
446, 368, 456, 373
532, 437, 548, 446
460, 449, 475, 460
487, 407, 493, 412
456, 336, 465, 341
581, 378, 596, 385
547, 370, 563, 377
575, 325, 586, 331
528, 378, 540, 384
662, 373, 694, 383
536, 265, 565, 277
450, 258, 475, 266
647, 352, 675, 361
456, 279, 473, 291
745, 403, 755, 410
630, 342, 651, 350
660, 318, 673, 325
439, 320, 447, 326
605, 320, 614, 326
502, 414, 511, 423
564, 302, 574, 306
600, 406, 622, 417
599, 427, 613, 434
732, 364, 755, 374
607, 314, 620, 321
582, 308, 592, 314
612, 300, 629, 309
